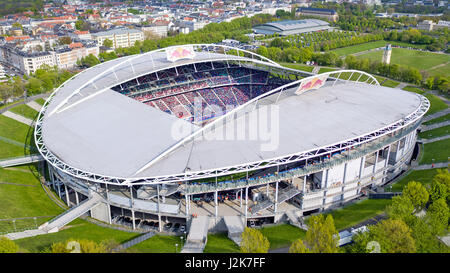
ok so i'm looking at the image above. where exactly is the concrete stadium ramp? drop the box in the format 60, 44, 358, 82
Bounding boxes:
224, 215, 245, 246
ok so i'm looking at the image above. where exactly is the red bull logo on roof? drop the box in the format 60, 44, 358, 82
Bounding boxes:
295, 74, 328, 95
166, 46, 196, 62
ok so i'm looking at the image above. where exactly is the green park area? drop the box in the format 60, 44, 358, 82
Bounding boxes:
356, 48, 450, 76
331, 40, 428, 57
419, 125, 450, 139
419, 138, 450, 164
423, 113, 450, 126
0, 115, 36, 159
8, 104, 39, 121
390, 168, 446, 192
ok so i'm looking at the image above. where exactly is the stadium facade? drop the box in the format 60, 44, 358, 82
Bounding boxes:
35, 44, 429, 233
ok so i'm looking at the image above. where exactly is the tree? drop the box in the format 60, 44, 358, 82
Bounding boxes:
305, 214, 339, 253
102, 38, 113, 48
386, 194, 415, 224
240, 227, 270, 253
429, 169, 450, 204
370, 219, 416, 253
0, 237, 19, 253
403, 181, 429, 211
0, 83, 13, 104
409, 216, 439, 253
289, 238, 310, 253
50, 239, 109, 253
256, 46, 268, 58
427, 198, 449, 235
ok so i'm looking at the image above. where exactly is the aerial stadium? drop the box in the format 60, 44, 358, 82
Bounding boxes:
34, 44, 429, 246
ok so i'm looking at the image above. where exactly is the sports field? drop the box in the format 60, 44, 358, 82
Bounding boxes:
356, 48, 450, 74
331, 41, 427, 57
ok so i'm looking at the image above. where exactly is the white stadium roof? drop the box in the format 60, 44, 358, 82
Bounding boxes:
36, 45, 428, 185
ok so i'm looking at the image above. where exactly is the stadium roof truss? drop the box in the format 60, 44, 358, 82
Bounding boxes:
35, 44, 430, 186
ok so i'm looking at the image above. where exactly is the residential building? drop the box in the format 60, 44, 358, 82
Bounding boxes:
91, 28, 144, 49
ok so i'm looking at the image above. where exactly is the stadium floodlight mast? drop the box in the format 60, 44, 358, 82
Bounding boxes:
34, 44, 430, 187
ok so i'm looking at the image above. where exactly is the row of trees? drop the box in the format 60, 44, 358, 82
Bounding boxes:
351, 169, 450, 253
0, 65, 76, 105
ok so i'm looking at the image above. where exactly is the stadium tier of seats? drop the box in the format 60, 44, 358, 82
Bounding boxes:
112, 62, 291, 124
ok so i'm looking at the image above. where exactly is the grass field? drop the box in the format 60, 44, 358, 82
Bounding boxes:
420, 138, 450, 164
0, 142, 30, 159
426, 62, 450, 77
390, 168, 445, 192
0, 164, 63, 233
0, 115, 33, 144
356, 48, 450, 72
127, 234, 181, 253
419, 125, 450, 139
35, 98, 46, 106
372, 75, 400, 87
402, 85, 425, 94
259, 224, 306, 249
204, 233, 240, 253
331, 41, 427, 57
323, 198, 391, 231
0, 115, 35, 159
280, 62, 315, 73
0, 166, 63, 220
423, 113, 450, 125
15, 219, 139, 253
424, 93, 448, 115
8, 104, 39, 121
319, 67, 338, 74
331, 41, 388, 56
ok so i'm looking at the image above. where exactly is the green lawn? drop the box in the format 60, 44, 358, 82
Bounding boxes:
331, 41, 427, 57
0, 115, 33, 144
319, 67, 338, 74
419, 125, 450, 139
390, 168, 445, 192
0, 164, 63, 234
280, 62, 315, 73
356, 48, 450, 72
35, 98, 46, 106
402, 85, 425, 94
324, 199, 391, 231
204, 233, 240, 253
424, 93, 448, 115
259, 224, 306, 249
331, 40, 388, 56
8, 104, 39, 121
15, 219, 138, 253
420, 138, 450, 164
423, 113, 450, 126
0, 166, 63, 222
127, 234, 181, 253
0, 115, 35, 158
426, 62, 450, 78
0, 141, 30, 159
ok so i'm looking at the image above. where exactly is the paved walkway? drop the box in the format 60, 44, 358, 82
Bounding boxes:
396, 82, 407, 89
26, 101, 42, 112
423, 109, 450, 123
412, 162, 448, 170
312, 66, 320, 74
421, 120, 450, 132
419, 135, 450, 144
0, 154, 44, 168
2, 111, 33, 126
0, 93, 49, 115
